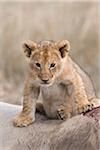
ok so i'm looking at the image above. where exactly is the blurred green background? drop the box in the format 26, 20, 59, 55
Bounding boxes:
0, 1, 99, 104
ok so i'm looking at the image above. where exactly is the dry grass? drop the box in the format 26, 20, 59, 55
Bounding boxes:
0, 1, 99, 104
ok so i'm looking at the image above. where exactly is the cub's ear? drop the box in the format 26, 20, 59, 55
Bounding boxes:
56, 40, 70, 58
22, 40, 37, 58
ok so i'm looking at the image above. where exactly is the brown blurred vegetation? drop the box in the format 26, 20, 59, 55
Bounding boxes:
0, 1, 99, 104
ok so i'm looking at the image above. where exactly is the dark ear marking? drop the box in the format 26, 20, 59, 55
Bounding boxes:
56, 40, 70, 58
23, 44, 32, 57
59, 44, 68, 58
22, 40, 37, 58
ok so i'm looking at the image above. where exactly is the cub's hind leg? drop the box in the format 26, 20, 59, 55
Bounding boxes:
36, 102, 45, 115
57, 95, 73, 120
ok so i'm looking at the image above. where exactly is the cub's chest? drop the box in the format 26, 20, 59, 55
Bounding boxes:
41, 83, 67, 119
41, 83, 67, 101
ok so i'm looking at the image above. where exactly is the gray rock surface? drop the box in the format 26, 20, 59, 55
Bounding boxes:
0, 102, 99, 150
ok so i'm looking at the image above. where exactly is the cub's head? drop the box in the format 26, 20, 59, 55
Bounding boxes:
22, 40, 70, 86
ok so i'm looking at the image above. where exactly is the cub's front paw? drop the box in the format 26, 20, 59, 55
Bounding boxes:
57, 106, 72, 120
78, 102, 95, 114
13, 115, 35, 127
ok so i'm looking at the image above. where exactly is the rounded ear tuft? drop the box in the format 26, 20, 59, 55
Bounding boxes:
22, 40, 37, 58
56, 40, 70, 58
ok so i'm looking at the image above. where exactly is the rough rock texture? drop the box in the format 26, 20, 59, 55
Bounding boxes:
0, 102, 99, 150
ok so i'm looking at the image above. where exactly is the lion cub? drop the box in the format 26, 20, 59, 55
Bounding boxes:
13, 40, 96, 127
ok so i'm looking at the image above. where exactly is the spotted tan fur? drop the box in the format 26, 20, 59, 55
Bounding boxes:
13, 40, 96, 127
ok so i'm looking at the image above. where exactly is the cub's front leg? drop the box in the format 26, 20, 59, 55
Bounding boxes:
13, 81, 40, 127
67, 73, 95, 114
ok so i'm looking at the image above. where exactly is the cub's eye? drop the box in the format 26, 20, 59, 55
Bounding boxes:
35, 63, 41, 68
50, 63, 56, 69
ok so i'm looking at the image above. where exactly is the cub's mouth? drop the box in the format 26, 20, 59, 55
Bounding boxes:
40, 79, 53, 86
41, 81, 50, 85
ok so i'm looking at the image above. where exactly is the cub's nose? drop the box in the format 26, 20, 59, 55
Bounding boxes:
41, 79, 49, 83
